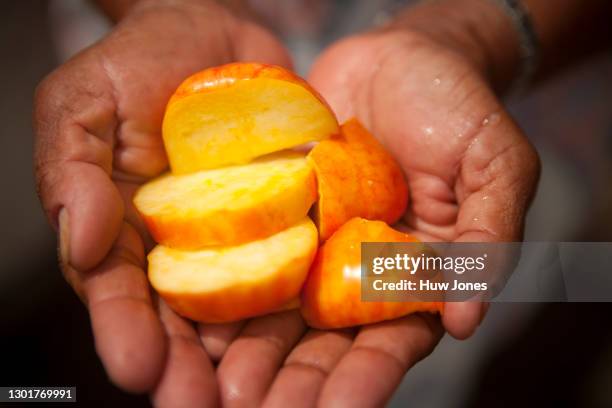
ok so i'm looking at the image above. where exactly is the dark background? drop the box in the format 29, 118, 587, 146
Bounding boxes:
1, 1, 612, 407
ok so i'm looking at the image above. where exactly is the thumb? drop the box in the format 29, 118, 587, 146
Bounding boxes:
307, 35, 377, 122
444, 110, 539, 339
233, 20, 293, 69
34, 67, 123, 272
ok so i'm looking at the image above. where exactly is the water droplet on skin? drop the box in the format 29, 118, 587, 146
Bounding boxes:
473, 217, 479, 222
482, 196, 489, 200
433, 77, 441, 86
423, 126, 434, 136
467, 138, 478, 149
482, 112, 501, 127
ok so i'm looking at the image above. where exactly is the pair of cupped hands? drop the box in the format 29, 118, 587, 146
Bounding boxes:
34, 0, 539, 406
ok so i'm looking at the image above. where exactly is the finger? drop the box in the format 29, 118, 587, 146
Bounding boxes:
403, 214, 456, 241
442, 301, 483, 339
198, 298, 305, 364
318, 314, 444, 408
35, 75, 123, 272
455, 112, 539, 242
307, 36, 365, 122
151, 302, 219, 408
112, 120, 168, 178
263, 329, 355, 408
408, 172, 458, 226
403, 172, 458, 241
444, 299, 491, 339
233, 21, 293, 69
74, 222, 166, 393
198, 321, 246, 362
217, 310, 307, 407
452, 112, 539, 338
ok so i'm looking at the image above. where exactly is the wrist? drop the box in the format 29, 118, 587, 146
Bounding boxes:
384, 0, 523, 93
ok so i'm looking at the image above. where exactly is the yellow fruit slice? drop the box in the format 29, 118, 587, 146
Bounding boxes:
163, 77, 339, 173
134, 152, 316, 249
148, 217, 318, 323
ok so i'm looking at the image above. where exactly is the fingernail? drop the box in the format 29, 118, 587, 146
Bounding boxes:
58, 209, 70, 266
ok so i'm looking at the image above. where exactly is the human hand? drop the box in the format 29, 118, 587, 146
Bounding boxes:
307, 1, 540, 338
34, 0, 290, 405
238, 2, 542, 406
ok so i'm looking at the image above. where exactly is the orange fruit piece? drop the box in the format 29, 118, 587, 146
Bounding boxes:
301, 217, 442, 329
308, 118, 408, 241
149, 217, 318, 323
163, 62, 339, 173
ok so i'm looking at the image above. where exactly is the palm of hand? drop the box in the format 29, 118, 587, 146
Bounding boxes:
33, 6, 315, 406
